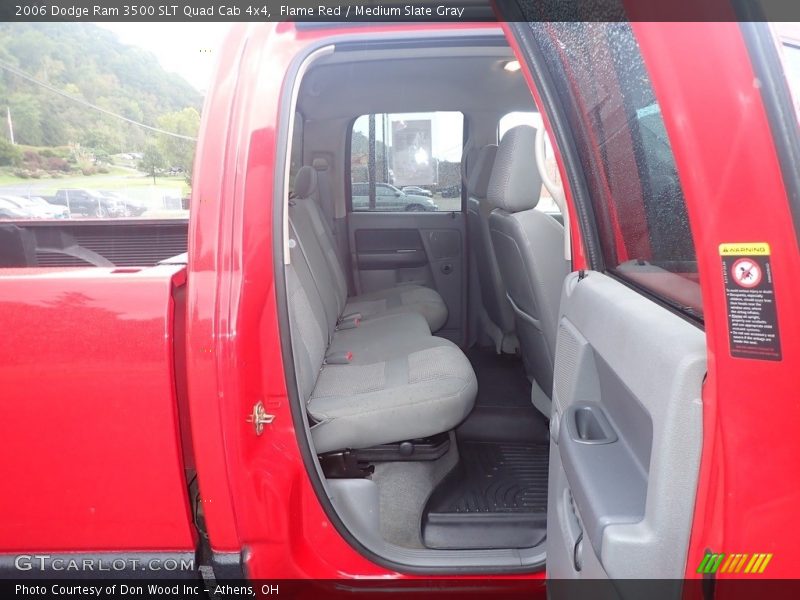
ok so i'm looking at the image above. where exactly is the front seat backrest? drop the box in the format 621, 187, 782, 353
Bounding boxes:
466, 145, 518, 353
487, 125, 568, 411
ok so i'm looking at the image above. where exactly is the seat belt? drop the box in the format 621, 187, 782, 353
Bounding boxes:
312, 157, 335, 232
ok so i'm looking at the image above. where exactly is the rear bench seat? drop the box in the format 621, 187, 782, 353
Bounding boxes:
286, 167, 477, 454
292, 166, 448, 332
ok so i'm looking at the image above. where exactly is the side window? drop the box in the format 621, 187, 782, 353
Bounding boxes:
531, 22, 702, 317
777, 37, 800, 115
349, 112, 464, 212
499, 111, 561, 215
288, 112, 304, 194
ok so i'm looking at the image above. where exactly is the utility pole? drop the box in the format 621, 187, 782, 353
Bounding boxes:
6, 106, 14, 144
382, 113, 389, 183
368, 114, 376, 210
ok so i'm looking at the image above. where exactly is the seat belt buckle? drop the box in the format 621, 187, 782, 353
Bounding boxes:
324, 351, 353, 365
336, 313, 362, 330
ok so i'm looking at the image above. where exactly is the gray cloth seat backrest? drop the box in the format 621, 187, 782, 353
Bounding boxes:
291, 166, 349, 325
461, 146, 479, 188
312, 157, 335, 230
311, 156, 351, 288
487, 125, 568, 399
466, 144, 516, 346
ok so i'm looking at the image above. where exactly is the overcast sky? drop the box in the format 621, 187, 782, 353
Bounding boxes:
97, 23, 232, 93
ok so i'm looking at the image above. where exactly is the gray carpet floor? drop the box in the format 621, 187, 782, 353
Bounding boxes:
371, 432, 459, 548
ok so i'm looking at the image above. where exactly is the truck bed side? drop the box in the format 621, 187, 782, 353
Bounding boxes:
0, 264, 196, 553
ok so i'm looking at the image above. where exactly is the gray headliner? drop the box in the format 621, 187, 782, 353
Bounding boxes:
299, 50, 536, 119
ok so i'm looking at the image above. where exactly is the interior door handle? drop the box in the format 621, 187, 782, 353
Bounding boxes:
559, 403, 647, 558
357, 250, 427, 269
566, 405, 617, 445
573, 531, 584, 572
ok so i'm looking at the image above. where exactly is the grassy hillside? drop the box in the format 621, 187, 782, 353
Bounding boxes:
0, 23, 202, 152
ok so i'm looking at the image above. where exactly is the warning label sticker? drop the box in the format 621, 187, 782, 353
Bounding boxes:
720, 243, 781, 361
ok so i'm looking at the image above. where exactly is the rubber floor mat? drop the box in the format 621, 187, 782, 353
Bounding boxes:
421, 440, 549, 549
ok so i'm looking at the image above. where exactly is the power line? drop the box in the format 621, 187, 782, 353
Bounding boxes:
0, 59, 197, 142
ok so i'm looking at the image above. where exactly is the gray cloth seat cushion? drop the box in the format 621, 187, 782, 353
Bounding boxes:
309, 336, 477, 453
329, 311, 432, 365
344, 284, 447, 333
288, 261, 477, 453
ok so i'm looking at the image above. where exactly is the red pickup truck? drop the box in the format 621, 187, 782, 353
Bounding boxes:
2, 12, 800, 594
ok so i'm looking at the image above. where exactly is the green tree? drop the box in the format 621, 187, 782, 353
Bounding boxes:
138, 143, 165, 184
0, 137, 20, 166
0, 22, 203, 153
81, 124, 123, 155
157, 107, 200, 183
93, 148, 111, 165
8, 93, 44, 146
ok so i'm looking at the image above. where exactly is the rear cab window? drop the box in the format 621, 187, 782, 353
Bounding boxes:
531, 22, 702, 319
348, 111, 464, 212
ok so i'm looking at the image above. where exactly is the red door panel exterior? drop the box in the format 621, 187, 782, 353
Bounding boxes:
634, 22, 800, 579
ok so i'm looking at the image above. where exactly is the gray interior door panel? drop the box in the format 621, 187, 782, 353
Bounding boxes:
349, 212, 466, 343
354, 228, 428, 269
548, 271, 706, 583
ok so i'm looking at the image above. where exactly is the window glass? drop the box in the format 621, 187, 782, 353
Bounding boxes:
530, 22, 701, 317
780, 42, 800, 101
349, 112, 464, 212
288, 112, 304, 194
776, 37, 800, 126
499, 111, 560, 214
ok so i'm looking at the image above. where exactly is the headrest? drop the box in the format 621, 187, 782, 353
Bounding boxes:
467, 145, 498, 200
293, 165, 317, 199
461, 146, 479, 186
486, 125, 542, 213
312, 157, 329, 171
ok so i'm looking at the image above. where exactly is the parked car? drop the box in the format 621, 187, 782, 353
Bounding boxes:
351, 182, 438, 211
439, 184, 461, 197
0, 197, 36, 219
401, 185, 433, 197
0, 195, 69, 219
98, 191, 147, 217
50, 189, 126, 218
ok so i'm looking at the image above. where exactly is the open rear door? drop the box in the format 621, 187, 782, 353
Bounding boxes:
503, 20, 709, 582
549, 272, 705, 580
